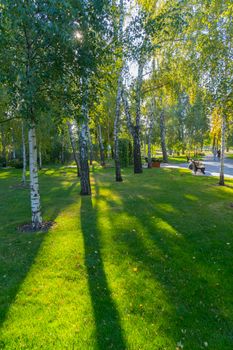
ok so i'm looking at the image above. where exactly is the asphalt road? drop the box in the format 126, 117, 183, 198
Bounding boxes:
162, 156, 233, 179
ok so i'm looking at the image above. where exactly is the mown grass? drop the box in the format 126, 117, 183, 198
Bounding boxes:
0, 165, 233, 349
168, 155, 188, 164
226, 153, 233, 160
168, 154, 205, 164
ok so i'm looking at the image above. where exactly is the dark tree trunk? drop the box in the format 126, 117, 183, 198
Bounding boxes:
98, 124, 105, 166
114, 81, 123, 182
79, 121, 91, 195
79, 79, 91, 195
160, 110, 168, 163
133, 126, 142, 173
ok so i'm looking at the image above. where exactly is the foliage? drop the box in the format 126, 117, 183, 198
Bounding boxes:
7, 159, 23, 169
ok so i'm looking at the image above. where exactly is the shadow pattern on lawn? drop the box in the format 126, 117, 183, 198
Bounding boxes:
0, 168, 80, 333
93, 170, 233, 349
81, 195, 126, 350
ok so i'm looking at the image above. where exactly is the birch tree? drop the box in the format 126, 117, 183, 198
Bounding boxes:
159, 109, 168, 163
67, 120, 81, 177
114, 0, 124, 182
79, 79, 91, 195
122, 60, 144, 174
1, 0, 73, 229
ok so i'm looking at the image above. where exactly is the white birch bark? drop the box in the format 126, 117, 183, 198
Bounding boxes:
67, 120, 80, 176
148, 78, 156, 167
114, 0, 124, 182
28, 123, 42, 229
219, 114, 226, 186
122, 59, 144, 173
22, 121, 27, 185
135, 59, 144, 128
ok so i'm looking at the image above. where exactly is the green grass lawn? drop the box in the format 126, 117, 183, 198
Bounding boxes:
168, 154, 205, 164
226, 153, 233, 160
0, 166, 233, 349
168, 155, 188, 164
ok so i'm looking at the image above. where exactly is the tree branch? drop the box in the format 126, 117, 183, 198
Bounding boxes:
0, 116, 21, 124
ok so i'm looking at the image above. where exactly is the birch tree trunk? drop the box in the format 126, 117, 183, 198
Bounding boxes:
147, 85, 155, 169
133, 126, 142, 173
79, 82, 91, 195
79, 120, 91, 195
98, 124, 105, 166
160, 110, 168, 163
122, 60, 144, 174
114, 73, 123, 182
67, 121, 81, 177
28, 123, 42, 229
122, 91, 141, 172
113, 0, 124, 182
219, 114, 226, 186
147, 116, 154, 168
21, 122, 27, 185
133, 59, 144, 174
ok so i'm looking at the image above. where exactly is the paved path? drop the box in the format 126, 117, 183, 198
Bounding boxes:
161, 156, 233, 178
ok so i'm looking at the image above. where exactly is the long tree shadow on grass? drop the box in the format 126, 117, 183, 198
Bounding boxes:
94, 169, 233, 349
80, 196, 126, 350
0, 167, 80, 331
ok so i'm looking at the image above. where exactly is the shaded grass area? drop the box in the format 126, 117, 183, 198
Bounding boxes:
0, 166, 233, 349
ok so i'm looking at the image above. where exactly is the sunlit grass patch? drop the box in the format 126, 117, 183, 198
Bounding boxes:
0, 166, 233, 349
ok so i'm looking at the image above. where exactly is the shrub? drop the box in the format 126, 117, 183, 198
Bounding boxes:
0, 157, 7, 167
8, 159, 23, 169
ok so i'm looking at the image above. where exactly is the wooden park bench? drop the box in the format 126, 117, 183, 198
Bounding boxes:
189, 160, 205, 174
